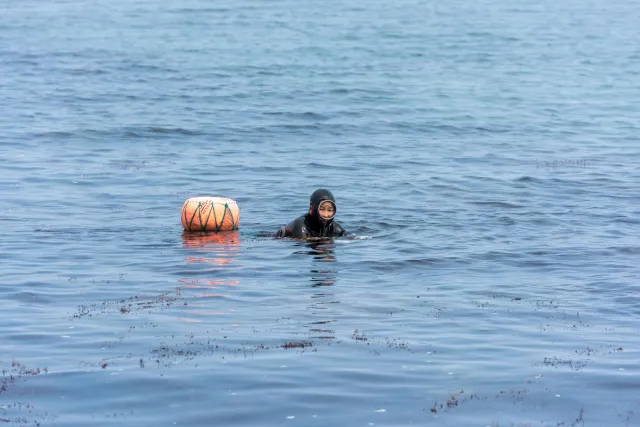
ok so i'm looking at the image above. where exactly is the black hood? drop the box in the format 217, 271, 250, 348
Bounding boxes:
309, 189, 336, 225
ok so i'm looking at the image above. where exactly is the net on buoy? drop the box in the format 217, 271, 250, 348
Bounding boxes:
181, 197, 240, 232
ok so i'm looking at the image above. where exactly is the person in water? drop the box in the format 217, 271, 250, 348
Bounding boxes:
274, 189, 348, 238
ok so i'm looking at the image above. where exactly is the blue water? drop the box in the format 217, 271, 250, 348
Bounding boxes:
2, 0, 640, 425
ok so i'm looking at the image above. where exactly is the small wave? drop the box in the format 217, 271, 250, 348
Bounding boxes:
65, 68, 109, 76
263, 111, 330, 121
107, 160, 150, 170
273, 123, 321, 131
171, 7, 231, 13
33, 226, 159, 235
116, 63, 179, 73
470, 201, 524, 208
121, 127, 204, 137
387, 121, 512, 135
367, 257, 471, 271
612, 217, 640, 224
607, 246, 640, 254
30, 131, 75, 138
29, 127, 204, 139
306, 162, 358, 171
146, 127, 203, 135
255, 70, 285, 76
336, 236, 373, 242
515, 176, 542, 183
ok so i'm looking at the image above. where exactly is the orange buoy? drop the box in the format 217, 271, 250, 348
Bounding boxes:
181, 197, 240, 232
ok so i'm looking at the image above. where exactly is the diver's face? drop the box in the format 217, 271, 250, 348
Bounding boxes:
318, 201, 336, 221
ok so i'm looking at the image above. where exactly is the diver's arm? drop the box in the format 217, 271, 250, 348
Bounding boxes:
331, 222, 349, 237
273, 227, 288, 238
274, 216, 309, 239
290, 217, 310, 238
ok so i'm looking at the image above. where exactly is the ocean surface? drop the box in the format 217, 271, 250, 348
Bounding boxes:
1, 0, 639, 425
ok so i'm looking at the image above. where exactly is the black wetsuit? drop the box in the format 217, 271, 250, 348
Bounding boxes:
274, 189, 348, 239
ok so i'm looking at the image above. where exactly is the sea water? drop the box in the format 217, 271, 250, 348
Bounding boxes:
1, 0, 639, 425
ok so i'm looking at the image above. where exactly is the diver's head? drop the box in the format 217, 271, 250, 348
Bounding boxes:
309, 189, 337, 224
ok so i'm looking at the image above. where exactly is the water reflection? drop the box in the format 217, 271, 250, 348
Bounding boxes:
294, 239, 339, 339
181, 231, 241, 266
179, 231, 242, 322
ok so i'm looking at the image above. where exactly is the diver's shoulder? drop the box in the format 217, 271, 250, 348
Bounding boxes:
283, 215, 310, 238
289, 214, 308, 228
331, 221, 347, 234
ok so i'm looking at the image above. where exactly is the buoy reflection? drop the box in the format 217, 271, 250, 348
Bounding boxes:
181, 231, 241, 266
179, 231, 242, 322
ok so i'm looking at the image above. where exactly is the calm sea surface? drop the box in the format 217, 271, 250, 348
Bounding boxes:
1, 0, 639, 425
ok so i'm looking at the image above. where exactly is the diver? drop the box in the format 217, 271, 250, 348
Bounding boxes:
274, 189, 348, 239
